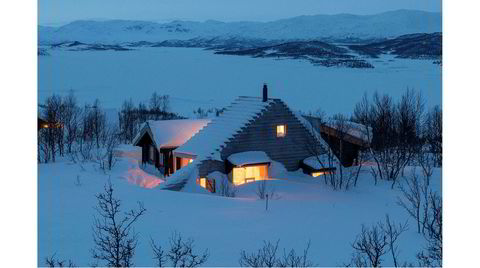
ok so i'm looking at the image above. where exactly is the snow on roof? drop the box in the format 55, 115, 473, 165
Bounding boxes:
325, 120, 372, 144
303, 155, 339, 170
174, 96, 274, 160
227, 151, 271, 166
133, 119, 211, 149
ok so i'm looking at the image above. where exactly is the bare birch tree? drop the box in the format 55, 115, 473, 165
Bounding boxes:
91, 181, 146, 267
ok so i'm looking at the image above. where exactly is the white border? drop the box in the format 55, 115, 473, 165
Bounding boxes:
4, 0, 480, 266
0, 0, 37, 266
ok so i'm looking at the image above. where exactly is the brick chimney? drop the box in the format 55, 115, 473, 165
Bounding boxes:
262, 83, 268, 102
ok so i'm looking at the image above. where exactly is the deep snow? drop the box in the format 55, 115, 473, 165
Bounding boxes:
38, 147, 441, 266
38, 47, 441, 118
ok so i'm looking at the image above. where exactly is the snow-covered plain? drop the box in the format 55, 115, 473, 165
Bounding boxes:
38, 47, 441, 117
38, 147, 441, 266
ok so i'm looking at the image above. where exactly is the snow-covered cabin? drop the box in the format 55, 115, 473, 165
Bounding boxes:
157, 85, 338, 192
132, 119, 211, 176
134, 86, 370, 193
302, 115, 371, 167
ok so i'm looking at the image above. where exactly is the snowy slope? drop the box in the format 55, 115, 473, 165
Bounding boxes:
38, 153, 442, 266
38, 10, 442, 44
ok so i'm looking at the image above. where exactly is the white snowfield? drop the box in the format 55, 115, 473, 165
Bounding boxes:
38, 47, 442, 118
132, 119, 211, 149
38, 150, 442, 266
227, 151, 271, 166
38, 10, 441, 44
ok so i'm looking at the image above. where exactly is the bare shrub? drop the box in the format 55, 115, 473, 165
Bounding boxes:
416, 149, 434, 185
379, 215, 408, 267
369, 166, 379, 185
239, 240, 313, 267
352, 90, 425, 187
219, 178, 237, 198
349, 215, 408, 267
45, 253, 76, 267
164, 231, 209, 267
350, 224, 388, 267
423, 105, 442, 167
256, 180, 277, 200
397, 169, 422, 233
40, 94, 64, 162
62, 90, 81, 155
150, 237, 167, 267
256, 180, 268, 200
277, 240, 313, 267
93, 124, 120, 171
417, 192, 442, 267
91, 180, 146, 267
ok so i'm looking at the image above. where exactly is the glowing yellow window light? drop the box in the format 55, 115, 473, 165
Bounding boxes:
232, 165, 268, 186
197, 178, 207, 188
276, 124, 286, 137
311, 171, 334, 177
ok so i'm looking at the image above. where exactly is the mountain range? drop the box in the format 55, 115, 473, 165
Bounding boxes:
38, 10, 441, 44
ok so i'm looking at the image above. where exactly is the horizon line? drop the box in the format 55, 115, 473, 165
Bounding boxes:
39, 8, 442, 28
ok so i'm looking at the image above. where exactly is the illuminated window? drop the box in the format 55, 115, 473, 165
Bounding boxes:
196, 178, 215, 193
232, 165, 268, 185
311, 172, 325, 177
197, 178, 207, 188
311, 171, 334, 177
177, 158, 192, 169
276, 124, 286, 137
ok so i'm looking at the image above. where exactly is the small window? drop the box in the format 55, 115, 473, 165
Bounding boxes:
276, 124, 286, 137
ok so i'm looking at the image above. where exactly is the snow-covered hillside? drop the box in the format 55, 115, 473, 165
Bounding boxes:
38, 10, 442, 44
38, 147, 442, 266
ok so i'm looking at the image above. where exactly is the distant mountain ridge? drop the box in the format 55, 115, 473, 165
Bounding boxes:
38, 9, 442, 44
348, 32, 442, 59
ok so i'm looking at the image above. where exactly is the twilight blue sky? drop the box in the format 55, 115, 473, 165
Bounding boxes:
39, 0, 442, 26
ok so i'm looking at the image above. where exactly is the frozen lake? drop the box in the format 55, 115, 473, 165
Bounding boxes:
38, 47, 442, 117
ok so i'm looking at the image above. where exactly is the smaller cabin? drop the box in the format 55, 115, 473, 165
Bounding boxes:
132, 119, 210, 176
302, 116, 371, 167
